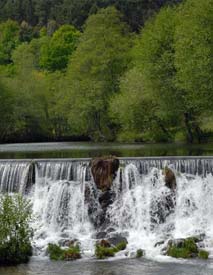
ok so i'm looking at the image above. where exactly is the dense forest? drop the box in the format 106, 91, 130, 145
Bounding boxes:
0, 0, 212, 143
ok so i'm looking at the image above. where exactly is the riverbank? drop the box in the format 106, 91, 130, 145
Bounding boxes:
0, 142, 213, 159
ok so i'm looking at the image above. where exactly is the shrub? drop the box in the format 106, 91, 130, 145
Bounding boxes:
95, 241, 127, 259
116, 241, 127, 251
95, 244, 117, 259
47, 243, 81, 261
0, 194, 33, 265
136, 249, 144, 258
167, 238, 198, 259
198, 250, 209, 260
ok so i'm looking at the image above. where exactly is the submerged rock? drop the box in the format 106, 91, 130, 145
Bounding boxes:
91, 156, 119, 191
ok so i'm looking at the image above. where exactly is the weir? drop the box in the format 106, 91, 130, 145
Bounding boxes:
0, 157, 213, 258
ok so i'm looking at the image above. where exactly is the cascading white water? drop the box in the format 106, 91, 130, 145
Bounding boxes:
0, 161, 32, 193
108, 160, 213, 258
31, 161, 94, 256
1, 158, 213, 259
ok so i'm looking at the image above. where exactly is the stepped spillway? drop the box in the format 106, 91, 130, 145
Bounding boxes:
0, 157, 213, 259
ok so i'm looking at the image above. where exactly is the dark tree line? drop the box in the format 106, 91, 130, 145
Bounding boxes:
0, 0, 181, 31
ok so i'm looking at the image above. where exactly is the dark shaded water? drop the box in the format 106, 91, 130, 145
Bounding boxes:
0, 142, 213, 158
0, 258, 213, 275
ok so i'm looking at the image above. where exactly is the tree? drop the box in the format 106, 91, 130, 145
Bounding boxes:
40, 24, 80, 71
174, 0, 213, 142
131, 7, 179, 141
0, 79, 14, 142
65, 7, 132, 140
110, 68, 170, 141
0, 20, 20, 64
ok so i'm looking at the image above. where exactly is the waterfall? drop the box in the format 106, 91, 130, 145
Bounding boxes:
0, 157, 213, 259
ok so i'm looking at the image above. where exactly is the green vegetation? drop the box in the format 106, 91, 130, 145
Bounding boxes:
95, 241, 127, 259
198, 250, 209, 260
167, 238, 198, 259
47, 243, 81, 261
0, 194, 33, 265
0, 0, 212, 143
136, 249, 144, 258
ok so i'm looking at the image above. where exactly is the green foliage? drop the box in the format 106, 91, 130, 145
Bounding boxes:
65, 6, 132, 141
40, 25, 80, 71
47, 243, 81, 261
198, 250, 209, 260
0, 0, 212, 143
95, 244, 117, 259
167, 238, 198, 259
0, 80, 14, 141
0, 194, 33, 265
136, 249, 144, 258
95, 241, 127, 259
0, 20, 20, 64
174, 0, 213, 142
115, 241, 127, 251
0, 0, 181, 31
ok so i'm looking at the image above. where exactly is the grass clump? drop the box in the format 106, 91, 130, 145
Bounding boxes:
0, 194, 33, 265
198, 250, 209, 260
47, 243, 81, 261
136, 249, 144, 258
167, 238, 198, 259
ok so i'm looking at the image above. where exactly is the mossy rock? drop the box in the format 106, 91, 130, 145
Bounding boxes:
95, 241, 127, 259
136, 249, 144, 258
47, 243, 81, 261
116, 241, 127, 251
167, 238, 198, 259
198, 250, 209, 260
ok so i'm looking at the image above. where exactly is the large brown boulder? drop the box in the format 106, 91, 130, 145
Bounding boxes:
91, 156, 119, 191
163, 167, 176, 191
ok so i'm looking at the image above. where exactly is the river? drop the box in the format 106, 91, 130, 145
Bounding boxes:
1, 142, 213, 275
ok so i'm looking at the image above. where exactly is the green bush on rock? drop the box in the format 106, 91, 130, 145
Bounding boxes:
136, 249, 144, 258
198, 250, 209, 260
95, 241, 127, 259
0, 194, 33, 265
167, 238, 210, 260
167, 238, 198, 259
47, 243, 81, 261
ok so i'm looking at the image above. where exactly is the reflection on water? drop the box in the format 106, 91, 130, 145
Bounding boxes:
0, 142, 213, 158
0, 258, 213, 275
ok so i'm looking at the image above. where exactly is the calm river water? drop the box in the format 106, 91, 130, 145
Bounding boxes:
0, 257, 213, 275
0, 141, 213, 158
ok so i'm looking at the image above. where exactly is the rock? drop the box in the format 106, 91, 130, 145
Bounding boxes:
163, 167, 176, 191
107, 234, 128, 247
96, 231, 107, 239
99, 190, 116, 209
154, 240, 165, 247
91, 156, 119, 191
166, 237, 199, 258
107, 227, 116, 234
58, 239, 79, 248
99, 239, 111, 247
